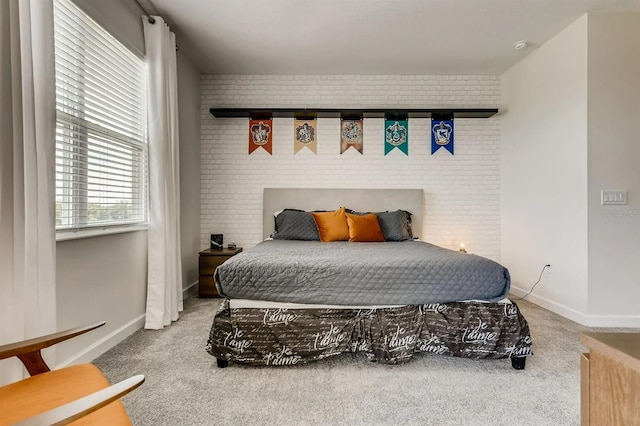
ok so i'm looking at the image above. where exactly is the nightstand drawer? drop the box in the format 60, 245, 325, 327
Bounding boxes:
199, 256, 229, 276
199, 276, 219, 297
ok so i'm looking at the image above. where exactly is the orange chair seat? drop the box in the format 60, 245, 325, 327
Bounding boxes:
0, 364, 131, 425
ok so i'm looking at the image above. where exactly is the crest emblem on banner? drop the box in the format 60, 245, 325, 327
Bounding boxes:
296, 123, 315, 143
431, 119, 454, 155
386, 122, 407, 146
248, 119, 272, 154
294, 119, 317, 154
340, 119, 363, 154
384, 118, 408, 155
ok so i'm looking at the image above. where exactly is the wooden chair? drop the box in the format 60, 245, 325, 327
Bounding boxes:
0, 322, 143, 425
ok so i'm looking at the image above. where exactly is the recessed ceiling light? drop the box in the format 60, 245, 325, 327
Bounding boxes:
513, 40, 528, 50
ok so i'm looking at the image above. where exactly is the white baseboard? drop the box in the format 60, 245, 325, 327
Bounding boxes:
183, 280, 199, 298
584, 314, 640, 328
56, 314, 145, 368
509, 286, 640, 328
509, 286, 589, 325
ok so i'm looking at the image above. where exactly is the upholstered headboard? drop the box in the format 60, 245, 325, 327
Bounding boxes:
263, 188, 424, 240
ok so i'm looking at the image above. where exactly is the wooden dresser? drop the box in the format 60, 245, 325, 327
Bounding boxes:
198, 247, 243, 298
580, 332, 640, 425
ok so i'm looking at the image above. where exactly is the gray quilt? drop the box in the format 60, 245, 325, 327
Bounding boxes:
215, 240, 510, 305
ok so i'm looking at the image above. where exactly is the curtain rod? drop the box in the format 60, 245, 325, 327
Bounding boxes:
131, 0, 180, 51
132, 0, 156, 24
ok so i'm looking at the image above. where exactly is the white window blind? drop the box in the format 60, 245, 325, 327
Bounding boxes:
53, 0, 148, 233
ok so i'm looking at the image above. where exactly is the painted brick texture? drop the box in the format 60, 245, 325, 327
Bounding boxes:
200, 75, 500, 260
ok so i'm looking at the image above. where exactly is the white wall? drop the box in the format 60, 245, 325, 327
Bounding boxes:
587, 13, 640, 323
500, 16, 589, 322
502, 12, 640, 327
56, 0, 202, 365
200, 75, 502, 259
177, 50, 201, 294
56, 232, 148, 365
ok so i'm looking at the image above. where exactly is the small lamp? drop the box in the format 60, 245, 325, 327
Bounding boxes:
459, 243, 467, 253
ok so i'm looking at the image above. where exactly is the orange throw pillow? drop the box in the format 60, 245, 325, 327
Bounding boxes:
312, 207, 350, 242
346, 213, 385, 242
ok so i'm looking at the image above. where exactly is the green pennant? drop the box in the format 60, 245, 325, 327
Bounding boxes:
384, 119, 408, 155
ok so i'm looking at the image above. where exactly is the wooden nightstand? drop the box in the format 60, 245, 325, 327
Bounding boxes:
198, 247, 243, 298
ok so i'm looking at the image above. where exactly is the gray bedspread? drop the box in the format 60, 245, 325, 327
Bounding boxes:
214, 240, 510, 305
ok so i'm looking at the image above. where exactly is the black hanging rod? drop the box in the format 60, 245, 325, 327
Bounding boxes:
209, 108, 498, 119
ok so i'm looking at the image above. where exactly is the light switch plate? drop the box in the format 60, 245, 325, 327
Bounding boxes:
601, 190, 627, 205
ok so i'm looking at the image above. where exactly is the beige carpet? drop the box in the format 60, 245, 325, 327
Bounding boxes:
94, 297, 611, 425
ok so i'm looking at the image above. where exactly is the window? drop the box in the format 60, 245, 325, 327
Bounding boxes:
53, 0, 147, 235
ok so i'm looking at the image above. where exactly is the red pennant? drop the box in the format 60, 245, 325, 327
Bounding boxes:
249, 119, 273, 154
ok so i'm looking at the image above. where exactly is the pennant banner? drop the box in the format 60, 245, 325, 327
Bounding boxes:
294, 119, 317, 154
340, 119, 363, 154
431, 119, 454, 155
384, 119, 408, 155
248, 119, 273, 154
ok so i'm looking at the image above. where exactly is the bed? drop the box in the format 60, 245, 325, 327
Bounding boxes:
206, 188, 532, 369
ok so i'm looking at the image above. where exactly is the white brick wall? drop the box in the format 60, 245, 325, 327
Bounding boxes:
200, 75, 501, 260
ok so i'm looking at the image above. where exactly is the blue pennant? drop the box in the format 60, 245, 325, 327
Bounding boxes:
431, 119, 454, 155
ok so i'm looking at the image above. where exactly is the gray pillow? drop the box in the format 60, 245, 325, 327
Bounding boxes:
345, 208, 413, 241
376, 210, 413, 241
273, 209, 320, 241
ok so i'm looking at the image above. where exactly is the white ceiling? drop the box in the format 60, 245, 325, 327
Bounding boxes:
147, 0, 640, 75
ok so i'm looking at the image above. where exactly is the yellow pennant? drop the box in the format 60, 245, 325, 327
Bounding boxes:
293, 119, 317, 154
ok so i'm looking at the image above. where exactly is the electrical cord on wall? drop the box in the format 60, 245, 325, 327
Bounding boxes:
511, 264, 551, 301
